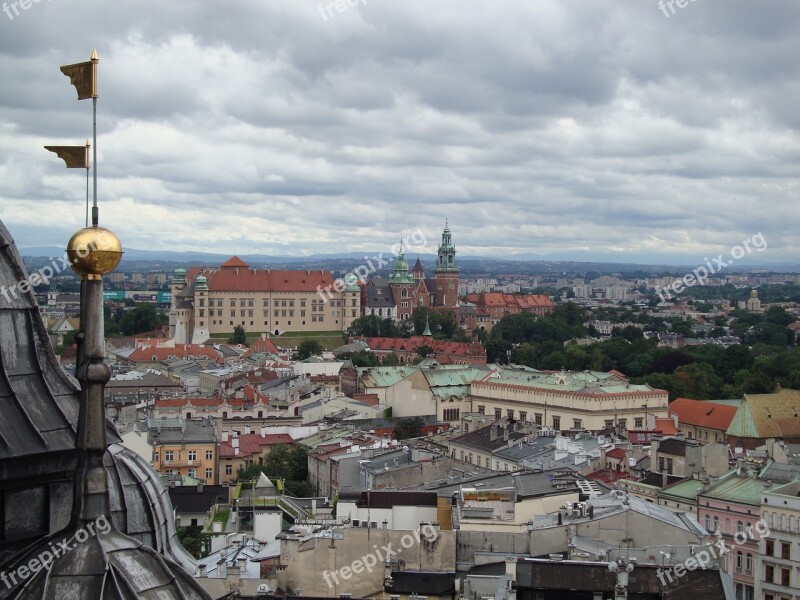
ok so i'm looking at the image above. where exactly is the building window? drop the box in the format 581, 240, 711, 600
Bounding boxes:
781, 567, 790, 587
781, 542, 790, 560
477, 405, 485, 415
164, 451, 174, 463
552, 416, 561, 430
534, 413, 542, 426
737, 521, 744, 534
634, 417, 643, 428
494, 409, 501, 420
735, 551, 742, 573
206, 450, 213, 460
744, 554, 752, 575
519, 411, 527, 422
188, 468, 196, 478
713, 516, 719, 532
206, 468, 213, 481
705, 515, 711, 530
605, 419, 614, 429
573, 419, 582, 429
188, 451, 196, 462
225, 464, 232, 475
766, 539, 774, 556
506, 409, 514, 419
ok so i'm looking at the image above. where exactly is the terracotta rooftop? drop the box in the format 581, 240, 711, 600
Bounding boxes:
186, 267, 334, 293
669, 397, 737, 432
219, 433, 293, 458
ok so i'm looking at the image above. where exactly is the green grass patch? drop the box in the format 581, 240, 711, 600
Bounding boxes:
212, 510, 230, 525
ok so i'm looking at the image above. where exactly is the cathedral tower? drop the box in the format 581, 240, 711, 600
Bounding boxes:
434, 222, 459, 308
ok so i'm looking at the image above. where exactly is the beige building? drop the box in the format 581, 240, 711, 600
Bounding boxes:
169, 256, 360, 344
148, 418, 219, 484
760, 480, 800, 600
468, 367, 668, 434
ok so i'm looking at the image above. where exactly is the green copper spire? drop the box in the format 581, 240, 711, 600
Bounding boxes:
389, 238, 414, 284
435, 222, 458, 273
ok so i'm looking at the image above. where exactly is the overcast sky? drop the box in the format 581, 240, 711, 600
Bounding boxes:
0, 0, 798, 264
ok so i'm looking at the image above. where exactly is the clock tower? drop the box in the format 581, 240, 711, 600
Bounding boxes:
434, 222, 459, 308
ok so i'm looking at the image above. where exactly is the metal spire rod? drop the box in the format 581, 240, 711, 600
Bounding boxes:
92, 95, 98, 226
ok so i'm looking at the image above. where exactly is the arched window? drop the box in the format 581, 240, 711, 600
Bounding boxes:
713, 516, 720, 532
790, 516, 796, 532
705, 515, 711, 530
737, 521, 744, 534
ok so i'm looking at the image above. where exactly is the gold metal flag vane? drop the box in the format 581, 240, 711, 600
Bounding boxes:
44, 49, 99, 227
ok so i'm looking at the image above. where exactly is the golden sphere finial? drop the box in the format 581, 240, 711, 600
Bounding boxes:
66, 226, 123, 279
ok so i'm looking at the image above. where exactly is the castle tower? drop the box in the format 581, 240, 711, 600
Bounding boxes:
168, 267, 186, 341
388, 241, 415, 321
190, 274, 210, 344
434, 222, 459, 308
412, 256, 425, 281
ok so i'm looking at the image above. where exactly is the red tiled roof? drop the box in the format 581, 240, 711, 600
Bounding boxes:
243, 336, 280, 358
653, 417, 679, 435
221, 256, 249, 269
669, 397, 737, 431
219, 433, 293, 458
359, 336, 485, 357
605, 448, 626, 459
155, 398, 188, 408
186, 267, 334, 293
476, 292, 555, 309
128, 344, 222, 362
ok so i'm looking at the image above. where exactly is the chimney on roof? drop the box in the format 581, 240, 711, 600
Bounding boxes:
662, 470, 668, 488
490, 426, 498, 442
503, 428, 509, 442
232, 437, 239, 449
234, 447, 239, 456
222, 430, 229, 442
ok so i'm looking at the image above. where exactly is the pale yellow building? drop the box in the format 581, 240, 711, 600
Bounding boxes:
169, 256, 360, 344
148, 418, 218, 484
468, 367, 668, 434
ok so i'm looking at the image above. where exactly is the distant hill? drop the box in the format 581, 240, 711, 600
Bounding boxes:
18, 245, 800, 275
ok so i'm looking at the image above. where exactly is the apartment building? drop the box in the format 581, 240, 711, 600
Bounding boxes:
148, 417, 219, 484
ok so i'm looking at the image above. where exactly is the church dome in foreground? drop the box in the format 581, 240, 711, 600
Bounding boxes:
0, 219, 210, 599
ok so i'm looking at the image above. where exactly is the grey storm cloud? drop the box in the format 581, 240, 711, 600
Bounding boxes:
0, 0, 798, 262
